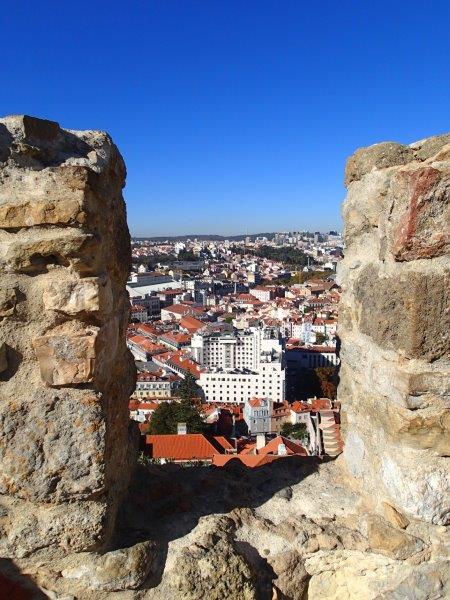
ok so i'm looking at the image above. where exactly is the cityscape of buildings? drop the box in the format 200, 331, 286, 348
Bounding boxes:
126, 231, 343, 464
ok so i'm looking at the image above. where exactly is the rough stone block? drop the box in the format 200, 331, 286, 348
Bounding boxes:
381, 502, 410, 529
33, 329, 98, 385
0, 392, 105, 501
42, 277, 112, 315
355, 265, 449, 361
365, 515, 423, 559
17, 114, 61, 145
0, 166, 96, 229
0, 227, 95, 274
410, 133, 450, 160
60, 541, 157, 591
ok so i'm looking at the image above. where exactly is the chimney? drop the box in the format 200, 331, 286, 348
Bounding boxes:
177, 422, 187, 435
256, 433, 266, 451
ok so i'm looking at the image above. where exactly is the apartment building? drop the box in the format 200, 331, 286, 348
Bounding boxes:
192, 325, 286, 404
250, 286, 274, 302
129, 293, 161, 317
134, 370, 181, 399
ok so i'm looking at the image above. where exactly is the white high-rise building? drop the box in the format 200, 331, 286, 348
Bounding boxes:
191, 326, 286, 404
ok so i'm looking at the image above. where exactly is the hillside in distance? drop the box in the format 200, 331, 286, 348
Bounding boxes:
132, 232, 276, 242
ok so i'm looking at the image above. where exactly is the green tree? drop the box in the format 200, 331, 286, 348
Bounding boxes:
146, 400, 205, 435
175, 373, 201, 402
281, 422, 308, 442
315, 332, 327, 344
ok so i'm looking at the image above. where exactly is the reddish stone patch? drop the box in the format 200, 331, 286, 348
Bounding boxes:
393, 167, 447, 261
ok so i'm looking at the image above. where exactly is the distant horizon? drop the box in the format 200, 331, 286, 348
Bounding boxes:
130, 228, 341, 239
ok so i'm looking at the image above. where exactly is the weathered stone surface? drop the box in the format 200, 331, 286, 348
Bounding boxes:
305, 550, 447, 600
339, 132, 450, 525
0, 166, 98, 229
33, 329, 98, 385
0, 495, 108, 558
268, 551, 308, 599
354, 266, 449, 360
381, 502, 410, 529
379, 561, 450, 600
172, 532, 258, 600
365, 515, 424, 559
345, 142, 414, 186
0, 286, 17, 317
0, 115, 136, 561
42, 277, 112, 315
60, 541, 156, 591
410, 133, 450, 160
0, 391, 105, 502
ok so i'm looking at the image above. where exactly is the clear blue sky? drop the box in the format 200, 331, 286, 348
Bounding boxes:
1, 1, 449, 236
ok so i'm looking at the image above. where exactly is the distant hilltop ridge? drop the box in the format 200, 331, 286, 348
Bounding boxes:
132, 231, 340, 242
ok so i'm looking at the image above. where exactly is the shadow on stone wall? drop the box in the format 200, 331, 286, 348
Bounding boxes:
115, 456, 322, 588
0, 559, 48, 599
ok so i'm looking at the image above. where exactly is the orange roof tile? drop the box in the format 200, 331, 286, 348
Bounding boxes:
145, 434, 228, 460
258, 436, 307, 456
180, 315, 205, 332
127, 335, 166, 354
248, 397, 264, 408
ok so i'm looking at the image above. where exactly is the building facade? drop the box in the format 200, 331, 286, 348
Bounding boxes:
192, 325, 286, 404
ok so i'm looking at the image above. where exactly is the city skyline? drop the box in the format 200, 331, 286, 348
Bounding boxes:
2, 1, 449, 236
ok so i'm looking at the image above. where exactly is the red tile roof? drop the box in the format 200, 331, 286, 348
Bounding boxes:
145, 434, 231, 460
180, 315, 205, 333
129, 400, 160, 411
290, 398, 333, 412
136, 323, 158, 337
213, 436, 235, 451
127, 335, 166, 355
162, 304, 192, 315
248, 397, 264, 408
259, 436, 307, 456
164, 351, 203, 378
239, 436, 307, 458
236, 293, 262, 305
160, 331, 192, 345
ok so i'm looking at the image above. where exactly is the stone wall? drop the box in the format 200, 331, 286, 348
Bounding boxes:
0, 116, 137, 559
338, 135, 450, 525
